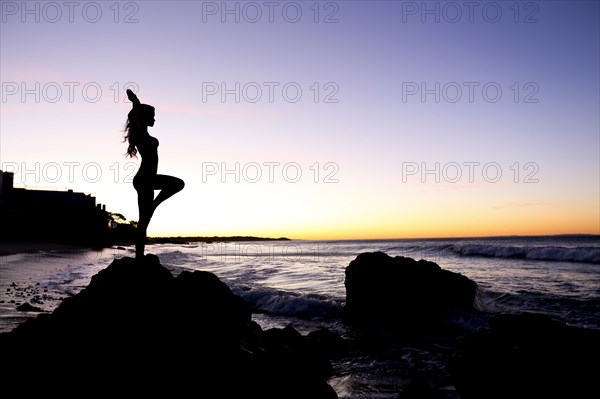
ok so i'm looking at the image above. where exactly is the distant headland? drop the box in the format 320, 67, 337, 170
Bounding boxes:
148, 236, 291, 244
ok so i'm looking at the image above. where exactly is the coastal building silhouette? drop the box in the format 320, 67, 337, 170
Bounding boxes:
0, 170, 110, 245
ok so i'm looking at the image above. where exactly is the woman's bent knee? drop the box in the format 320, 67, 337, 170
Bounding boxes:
175, 178, 185, 192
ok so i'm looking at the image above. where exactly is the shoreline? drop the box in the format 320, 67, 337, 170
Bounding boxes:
0, 241, 91, 257
0, 242, 92, 333
0, 242, 121, 334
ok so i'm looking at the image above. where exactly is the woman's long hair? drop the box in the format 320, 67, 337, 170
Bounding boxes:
123, 104, 154, 158
123, 109, 139, 158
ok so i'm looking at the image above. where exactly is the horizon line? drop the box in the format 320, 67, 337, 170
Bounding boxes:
148, 233, 600, 242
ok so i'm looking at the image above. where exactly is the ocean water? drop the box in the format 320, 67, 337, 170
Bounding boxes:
1, 235, 599, 398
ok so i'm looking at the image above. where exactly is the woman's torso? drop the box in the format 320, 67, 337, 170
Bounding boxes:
135, 133, 159, 181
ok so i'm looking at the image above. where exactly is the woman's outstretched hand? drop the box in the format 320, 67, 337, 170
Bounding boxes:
127, 89, 141, 108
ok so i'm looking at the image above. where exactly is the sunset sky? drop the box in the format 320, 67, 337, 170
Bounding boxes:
1, 1, 598, 240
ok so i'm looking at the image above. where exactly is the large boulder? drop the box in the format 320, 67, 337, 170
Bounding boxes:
344, 252, 478, 329
0, 254, 337, 398
449, 312, 600, 399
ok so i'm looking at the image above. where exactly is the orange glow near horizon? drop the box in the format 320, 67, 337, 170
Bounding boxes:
148, 212, 599, 241
142, 185, 599, 240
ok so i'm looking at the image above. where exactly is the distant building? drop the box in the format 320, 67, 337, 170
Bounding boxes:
0, 170, 110, 245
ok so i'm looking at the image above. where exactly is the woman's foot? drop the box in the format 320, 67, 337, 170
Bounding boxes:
135, 242, 145, 260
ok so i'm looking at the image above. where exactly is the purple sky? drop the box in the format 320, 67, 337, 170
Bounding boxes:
1, 1, 598, 239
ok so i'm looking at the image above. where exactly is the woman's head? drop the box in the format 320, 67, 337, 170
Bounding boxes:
130, 104, 156, 128
123, 104, 155, 157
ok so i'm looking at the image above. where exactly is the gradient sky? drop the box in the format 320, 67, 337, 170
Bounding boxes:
1, 0, 598, 239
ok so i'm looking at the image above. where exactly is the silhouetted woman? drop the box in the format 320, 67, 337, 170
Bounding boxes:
124, 89, 184, 259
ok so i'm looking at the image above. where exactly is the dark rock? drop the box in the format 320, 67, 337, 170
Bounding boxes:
307, 327, 351, 357
0, 254, 337, 398
449, 312, 600, 399
344, 252, 478, 330
246, 324, 338, 398
399, 377, 449, 399
16, 303, 44, 312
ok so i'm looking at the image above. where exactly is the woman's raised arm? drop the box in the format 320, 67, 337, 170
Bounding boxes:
126, 89, 141, 109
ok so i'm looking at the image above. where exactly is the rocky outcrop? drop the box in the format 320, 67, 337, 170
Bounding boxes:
344, 252, 478, 329
15, 302, 45, 312
449, 312, 600, 399
0, 254, 337, 398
